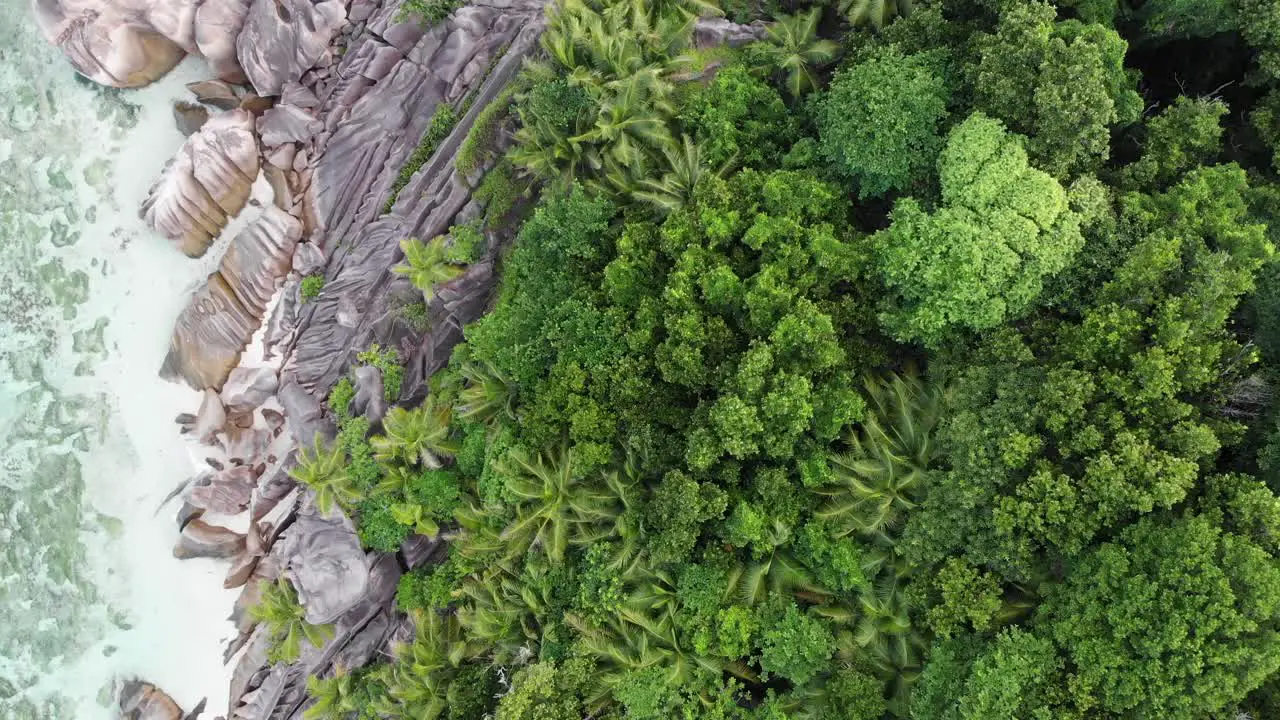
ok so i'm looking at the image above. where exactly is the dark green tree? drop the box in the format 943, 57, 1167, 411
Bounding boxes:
1041, 515, 1280, 718
817, 46, 951, 199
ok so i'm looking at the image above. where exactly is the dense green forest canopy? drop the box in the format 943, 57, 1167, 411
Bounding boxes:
280, 0, 1280, 716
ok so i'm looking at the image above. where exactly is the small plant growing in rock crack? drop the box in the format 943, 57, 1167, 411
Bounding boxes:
397, 300, 430, 333
356, 344, 404, 401
397, 0, 461, 25
300, 274, 325, 302
251, 578, 334, 664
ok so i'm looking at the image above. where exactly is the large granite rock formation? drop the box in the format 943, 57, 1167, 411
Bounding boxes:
195, 0, 253, 83
32, 0, 196, 87
285, 0, 545, 398
141, 109, 260, 258
33, 0, 253, 86
236, 0, 347, 96
162, 205, 301, 389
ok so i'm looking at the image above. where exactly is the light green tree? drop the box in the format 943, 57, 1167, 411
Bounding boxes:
875, 112, 1084, 345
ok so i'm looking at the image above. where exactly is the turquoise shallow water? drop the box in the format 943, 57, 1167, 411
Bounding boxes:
1, 8, 240, 718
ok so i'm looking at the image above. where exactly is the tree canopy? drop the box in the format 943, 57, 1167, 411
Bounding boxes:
282, 0, 1280, 718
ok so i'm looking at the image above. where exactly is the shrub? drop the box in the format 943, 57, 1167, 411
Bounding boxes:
384, 104, 459, 212
457, 88, 514, 176
397, 0, 461, 25
300, 274, 325, 301
357, 344, 403, 401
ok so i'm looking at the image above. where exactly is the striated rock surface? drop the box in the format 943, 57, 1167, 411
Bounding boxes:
287, 0, 545, 396
236, 0, 347, 97
141, 109, 260, 258
162, 206, 302, 390
194, 0, 253, 83
33, 0, 195, 88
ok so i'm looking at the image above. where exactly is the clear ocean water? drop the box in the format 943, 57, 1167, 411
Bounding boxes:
1, 6, 239, 718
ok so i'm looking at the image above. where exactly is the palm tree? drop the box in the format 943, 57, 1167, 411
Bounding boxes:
291, 434, 360, 515
634, 134, 732, 212
394, 236, 465, 303
495, 444, 629, 563
818, 576, 925, 716
304, 666, 360, 720
375, 611, 488, 720
727, 521, 830, 606
456, 360, 517, 426
371, 398, 458, 468
251, 578, 335, 664
814, 372, 942, 538
571, 72, 675, 169
456, 559, 554, 664
840, 0, 912, 30
763, 9, 840, 99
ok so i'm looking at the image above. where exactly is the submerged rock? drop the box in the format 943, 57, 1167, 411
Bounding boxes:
187, 79, 241, 111
173, 101, 209, 136
118, 679, 184, 720
141, 109, 260, 259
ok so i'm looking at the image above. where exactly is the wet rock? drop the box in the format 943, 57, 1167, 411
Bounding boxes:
239, 93, 275, 115
175, 519, 246, 559
187, 79, 241, 111
285, 508, 370, 625
173, 101, 209, 136
119, 679, 183, 720
222, 367, 280, 413
259, 105, 322, 147
195, 0, 252, 84
237, 0, 347, 97
188, 465, 256, 514
195, 389, 227, 443
223, 427, 270, 466
34, 0, 190, 89
161, 206, 302, 390
176, 501, 204, 530
141, 109, 259, 258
